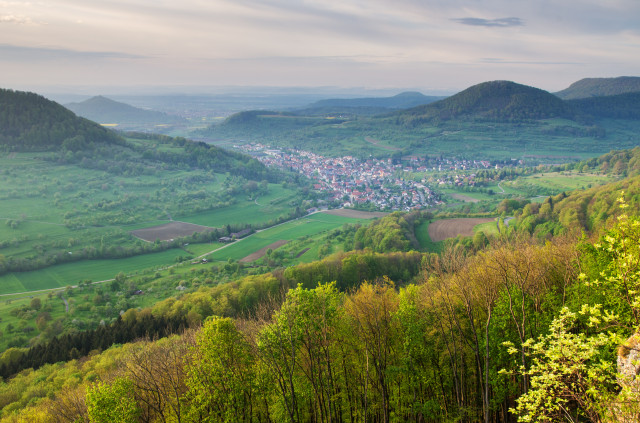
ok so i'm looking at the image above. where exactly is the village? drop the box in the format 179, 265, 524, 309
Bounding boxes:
236, 143, 508, 211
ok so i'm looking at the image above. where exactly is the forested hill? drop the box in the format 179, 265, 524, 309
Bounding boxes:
568, 92, 640, 119
65, 96, 186, 125
392, 80, 577, 125
555, 76, 640, 100
0, 88, 122, 150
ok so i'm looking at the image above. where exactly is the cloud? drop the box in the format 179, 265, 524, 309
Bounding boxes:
480, 58, 582, 65
0, 14, 33, 24
0, 44, 144, 62
452, 17, 524, 28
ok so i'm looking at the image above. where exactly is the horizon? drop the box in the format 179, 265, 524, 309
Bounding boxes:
1, 1, 639, 95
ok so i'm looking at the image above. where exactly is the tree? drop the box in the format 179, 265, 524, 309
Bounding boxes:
508, 198, 640, 421
124, 336, 189, 422
86, 377, 141, 423
30, 297, 41, 311
505, 306, 619, 422
186, 316, 258, 422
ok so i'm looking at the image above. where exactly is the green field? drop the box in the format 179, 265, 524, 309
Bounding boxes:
0, 249, 187, 295
208, 212, 372, 262
178, 184, 299, 227
504, 171, 616, 194
441, 170, 618, 205
473, 220, 501, 237
414, 219, 442, 252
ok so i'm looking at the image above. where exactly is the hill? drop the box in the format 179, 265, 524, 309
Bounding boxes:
65, 95, 186, 126
393, 80, 577, 125
0, 88, 121, 150
296, 91, 445, 116
199, 79, 640, 159
568, 91, 640, 119
555, 76, 640, 100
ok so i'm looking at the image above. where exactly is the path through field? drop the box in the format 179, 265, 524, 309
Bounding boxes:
450, 193, 480, 203
239, 240, 289, 263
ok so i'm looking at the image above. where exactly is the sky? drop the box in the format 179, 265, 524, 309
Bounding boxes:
1, 0, 639, 95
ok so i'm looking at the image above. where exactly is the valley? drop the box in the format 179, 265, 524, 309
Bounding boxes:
1, 77, 640, 421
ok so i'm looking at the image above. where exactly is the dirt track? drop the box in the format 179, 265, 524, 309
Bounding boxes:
428, 218, 496, 242
240, 240, 289, 263
323, 209, 388, 219
130, 221, 214, 242
364, 136, 401, 151
450, 193, 480, 203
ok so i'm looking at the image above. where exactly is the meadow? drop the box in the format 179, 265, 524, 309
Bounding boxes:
0, 149, 305, 283
0, 249, 187, 295
439, 170, 618, 206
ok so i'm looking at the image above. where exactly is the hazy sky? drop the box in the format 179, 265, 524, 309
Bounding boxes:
1, 0, 639, 94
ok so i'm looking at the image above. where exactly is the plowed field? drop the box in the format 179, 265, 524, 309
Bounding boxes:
427, 218, 496, 242
131, 221, 214, 242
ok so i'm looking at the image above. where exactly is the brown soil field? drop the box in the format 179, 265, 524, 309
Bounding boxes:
130, 221, 214, 242
323, 209, 388, 219
450, 193, 480, 203
240, 240, 289, 263
428, 218, 496, 242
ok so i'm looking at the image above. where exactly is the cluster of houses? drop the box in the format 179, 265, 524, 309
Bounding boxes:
238, 144, 444, 211
236, 144, 521, 211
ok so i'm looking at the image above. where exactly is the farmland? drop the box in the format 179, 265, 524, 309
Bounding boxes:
427, 218, 497, 242
437, 169, 619, 208
0, 146, 307, 280
0, 249, 187, 295
130, 221, 215, 242
0, 209, 377, 351
207, 212, 374, 264
0, 211, 376, 296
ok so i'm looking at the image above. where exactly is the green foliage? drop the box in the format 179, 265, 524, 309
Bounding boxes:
352, 211, 415, 252
507, 199, 640, 421
86, 377, 141, 423
506, 306, 619, 422
186, 316, 258, 422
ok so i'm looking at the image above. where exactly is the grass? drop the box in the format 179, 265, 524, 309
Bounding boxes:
473, 220, 500, 237
177, 184, 298, 227
415, 220, 443, 253
0, 249, 187, 295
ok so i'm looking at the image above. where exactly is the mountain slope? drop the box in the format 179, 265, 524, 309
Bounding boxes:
555, 76, 640, 100
65, 95, 186, 125
393, 80, 576, 125
0, 88, 122, 150
568, 92, 640, 119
